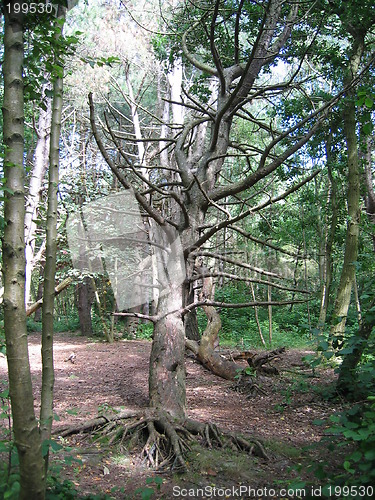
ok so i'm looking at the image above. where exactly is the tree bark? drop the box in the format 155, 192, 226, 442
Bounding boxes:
40, 5, 66, 471
317, 149, 338, 330
190, 268, 242, 380
363, 137, 375, 251
25, 92, 51, 306
149, 284, 186, 419
337, 139, 375, 394
330, 35, 363, 348
2, 4, 45, 498
77, 278, 94, 336
183, 258, 200, 341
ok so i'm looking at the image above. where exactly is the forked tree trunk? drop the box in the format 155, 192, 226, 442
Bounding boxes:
2, 5, 45, 498
149, 284, 186, 419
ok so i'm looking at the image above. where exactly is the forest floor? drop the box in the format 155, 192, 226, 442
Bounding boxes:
0, 331, 348, 499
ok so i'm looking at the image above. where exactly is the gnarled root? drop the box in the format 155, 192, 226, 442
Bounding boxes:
54, 409, 268, 471
184, 418, 269, 460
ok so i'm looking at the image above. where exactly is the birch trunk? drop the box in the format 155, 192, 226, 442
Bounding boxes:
25, 94, 52, 306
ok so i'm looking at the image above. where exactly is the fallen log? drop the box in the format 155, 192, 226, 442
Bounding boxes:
247, 346, 286, 375
26, 277, 73, 317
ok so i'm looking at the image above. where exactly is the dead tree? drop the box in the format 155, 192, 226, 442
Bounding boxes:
74, 0, 365, 470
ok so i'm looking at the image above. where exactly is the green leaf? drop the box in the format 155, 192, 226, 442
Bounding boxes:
134, 487, 154, 500
363, 122, 373, 135
364, 449, 375, 460
356, 96, 366, 106
364, 97, 373, 108
50, 440, 64, 452
313, 419, 326, 426
349, 450, 362, 462
343, 460, 354, 473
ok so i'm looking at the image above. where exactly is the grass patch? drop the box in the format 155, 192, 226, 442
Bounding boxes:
265, 440, 303, 459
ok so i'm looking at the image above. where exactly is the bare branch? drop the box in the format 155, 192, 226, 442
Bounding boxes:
175, 298, 309, 318
189, 271, 310, 294
186, 169, 321, 256
196, 251, 283, 279
88, 92, 166, 227
229, 225, 302, 258
182, 18, 217, 76
113, 311, 157, 323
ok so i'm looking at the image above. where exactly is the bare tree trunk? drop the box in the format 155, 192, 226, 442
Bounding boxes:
183, 258, 200, 341
363, 137, 375, 251
40, 5, 66, 471
267, 284, 273, 346
330, 35, 363, 349
337, 139, 375, 394
34, 261, 45, 321
149, 284, 186, 419
2, 5, 45, 498
317, 150, 338, 330
186, 267, 242, 380
25, 93, 51, 306
250, 282, 266, 347
77, 278, 94, 336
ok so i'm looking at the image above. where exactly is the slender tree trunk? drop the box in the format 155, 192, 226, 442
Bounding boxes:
2, 5, 45, 498
183, 258, 200, 341
250, 282, 266, 347
267, 285, 272, 346
363, 137, 375, 251
34, 260, 45, 322
196, 273, 240, 380
25, 93, 52, 306
318, 156, 338, 330
330, 37, 363, 348
40, 6, 66, 471
337, 139, 375, 394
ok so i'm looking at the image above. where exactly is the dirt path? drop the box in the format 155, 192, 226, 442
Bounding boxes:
0, 332, 340, 499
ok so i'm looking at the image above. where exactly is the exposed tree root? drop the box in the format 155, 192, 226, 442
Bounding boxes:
232, 371, 268, 397
54, 408, 268, 471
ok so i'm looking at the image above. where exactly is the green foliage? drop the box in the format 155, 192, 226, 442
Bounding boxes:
27, 313, 80, 333
0, 387, 20, 500
234, 365, 255, 380
136, 322, 154, 341
46, 475, 111, 499
214, 284, 312, 349
134, 477, 163, 500
310, 398, 375, 492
